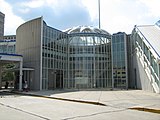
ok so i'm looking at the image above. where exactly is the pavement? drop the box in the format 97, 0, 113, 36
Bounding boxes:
12, 89, 160, 112
1, 89, 160, 120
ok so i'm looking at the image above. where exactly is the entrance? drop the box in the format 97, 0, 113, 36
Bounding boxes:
48, 69, 63, 89
56, 70, 63, 89
13, 68, 34, 90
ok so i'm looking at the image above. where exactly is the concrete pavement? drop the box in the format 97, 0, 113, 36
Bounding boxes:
13, 89, 160, 111
1, 89, 160, 120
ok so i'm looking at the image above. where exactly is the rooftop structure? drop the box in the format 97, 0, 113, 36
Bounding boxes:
0, 12, 5, 40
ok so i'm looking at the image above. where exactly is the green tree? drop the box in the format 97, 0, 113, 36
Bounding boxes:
2, 64, 15, 82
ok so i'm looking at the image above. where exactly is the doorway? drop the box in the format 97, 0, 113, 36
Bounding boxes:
56, 70, 63, 89
48, 69, 63, 89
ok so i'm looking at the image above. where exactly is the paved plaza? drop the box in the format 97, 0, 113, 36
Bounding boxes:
0, 89, 160, 120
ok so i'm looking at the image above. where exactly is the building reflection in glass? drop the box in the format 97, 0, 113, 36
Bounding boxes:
112, 32, 128, 89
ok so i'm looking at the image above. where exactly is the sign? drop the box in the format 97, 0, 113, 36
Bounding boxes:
0, 55, 22, 61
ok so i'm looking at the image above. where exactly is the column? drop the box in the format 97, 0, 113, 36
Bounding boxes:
0, 65, 2, 89
93, 38, 96, 88
157, 64, 160, 93
19, 60, 23, 91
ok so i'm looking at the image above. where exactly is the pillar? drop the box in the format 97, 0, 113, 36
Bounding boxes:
19, 60, 23, 91
0, 65, 2, 89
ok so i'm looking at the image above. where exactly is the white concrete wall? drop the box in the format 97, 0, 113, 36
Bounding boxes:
16, 17, 42, 90
130, 46, 157, 92
133, 54, 154, 92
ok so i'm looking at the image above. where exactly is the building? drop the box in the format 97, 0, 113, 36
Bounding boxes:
4, 35, 16, 40
130, 21, 160, 93
0, 12, 5, 40
1, 15, 159, 93
112, 32, 128, 89
0, 35, 16, 54
0, 12, 23, 91
65, 26, 112, 89
16, 17, 112, 90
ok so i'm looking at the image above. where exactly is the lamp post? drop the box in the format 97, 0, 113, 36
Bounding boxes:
98, 0, 101, 29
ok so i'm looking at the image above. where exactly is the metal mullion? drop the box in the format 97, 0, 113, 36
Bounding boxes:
106, 42, 108, 87
86, 37, 89, 88
100, 38, 103, 87
97, 37, 99, 88
67, 37, 70, 88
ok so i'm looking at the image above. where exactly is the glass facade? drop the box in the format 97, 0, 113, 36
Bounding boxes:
42, 24, 112, 89
68, 33, 112, 88
112, 32, 128, 88
15, 17, 160, 92
42, 22, 68, 89
0, 40, 16, 54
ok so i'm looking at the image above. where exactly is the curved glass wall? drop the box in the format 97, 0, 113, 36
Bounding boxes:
42, 24, 112, 89
42, 22, 68, 89
67, 31, 112, 89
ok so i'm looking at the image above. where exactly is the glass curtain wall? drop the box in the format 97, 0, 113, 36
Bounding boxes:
42, 23, 112, 90
112, 33, 128, 89
0, 40, 16, 54
42, 22, 68, 90
68, 33, 112, 89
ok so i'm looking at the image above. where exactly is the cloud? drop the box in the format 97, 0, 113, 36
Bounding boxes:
100, 0, 141, 33
20, 0, 45, 8
1, 0, 160, 35
81, 0, 99, 22
138, 0, 160, 18
44, 0, 94, 29
0, 0, 24, 35
6, 0, 94, 31
81, 0, 160, 34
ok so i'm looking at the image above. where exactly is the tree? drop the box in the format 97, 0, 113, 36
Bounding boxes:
2, 63, 15, 82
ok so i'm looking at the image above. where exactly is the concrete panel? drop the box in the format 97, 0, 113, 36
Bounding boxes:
16, 17, 42, 90
133, 55, 154, 92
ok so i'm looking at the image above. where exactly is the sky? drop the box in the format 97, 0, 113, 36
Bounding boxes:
0, 0, 160, 35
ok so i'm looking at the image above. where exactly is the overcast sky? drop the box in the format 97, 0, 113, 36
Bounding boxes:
0, 0, 160, 35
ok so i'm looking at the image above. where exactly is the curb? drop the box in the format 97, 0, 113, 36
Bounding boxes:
5, 91, 160, 114
129, 107, 160, 114
10, 91, 106, 106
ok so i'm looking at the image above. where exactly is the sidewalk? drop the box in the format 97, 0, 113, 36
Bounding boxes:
13, 89, 160, 111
